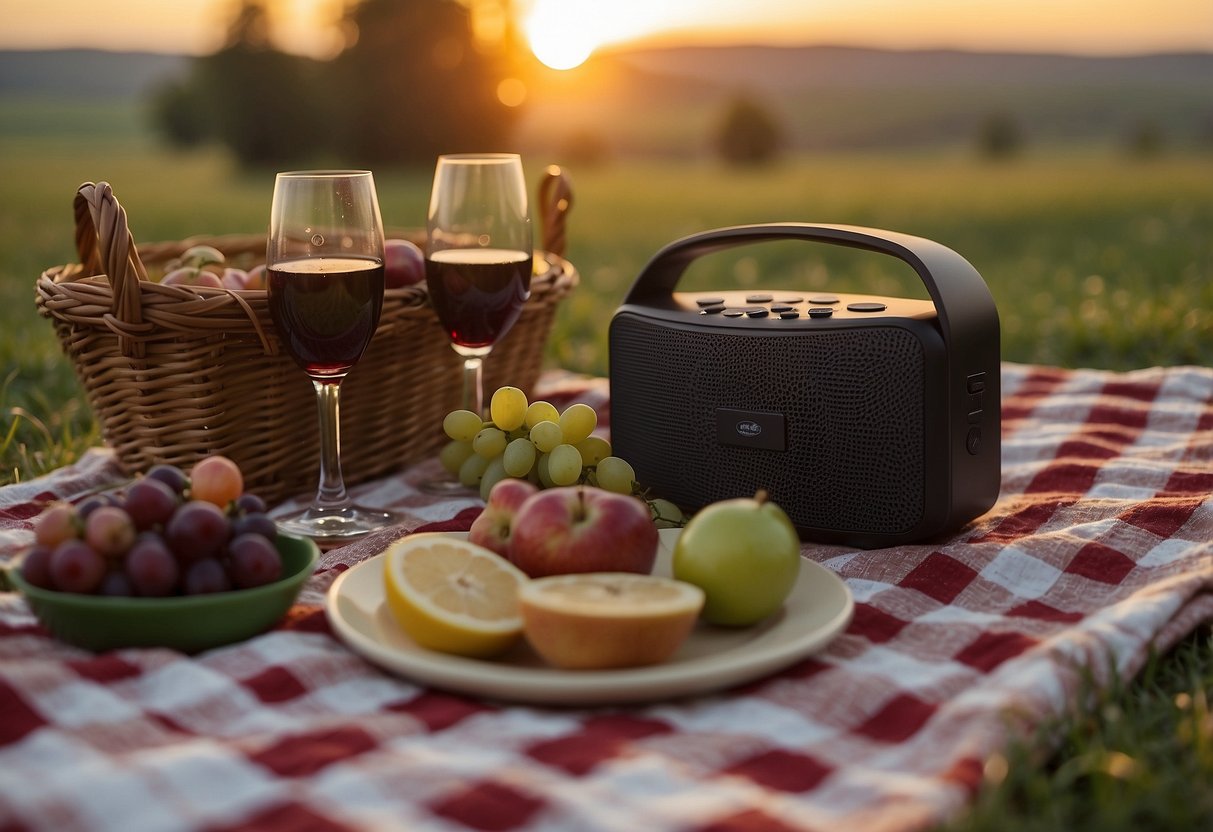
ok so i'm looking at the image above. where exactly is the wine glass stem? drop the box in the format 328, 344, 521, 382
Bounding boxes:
462, 355, 484, 417
312, 378, 352, 509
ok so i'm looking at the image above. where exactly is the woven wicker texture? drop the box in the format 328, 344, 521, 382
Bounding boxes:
36, 170, 577, 505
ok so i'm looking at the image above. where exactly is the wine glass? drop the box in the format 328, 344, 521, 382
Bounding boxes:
266, 170, 399, 540
423, 154, 532, 491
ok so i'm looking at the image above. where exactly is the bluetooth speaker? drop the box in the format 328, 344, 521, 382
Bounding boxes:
608, 223, 1000, 549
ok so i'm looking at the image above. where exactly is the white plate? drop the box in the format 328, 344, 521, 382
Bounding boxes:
325, 529, 854, 706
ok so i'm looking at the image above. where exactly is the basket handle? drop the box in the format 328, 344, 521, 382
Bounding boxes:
73, 181, 150, 357
537, 166, 573, 258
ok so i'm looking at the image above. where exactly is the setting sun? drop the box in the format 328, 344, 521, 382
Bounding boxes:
522, 0, 679, 70
524, 0, 596, 69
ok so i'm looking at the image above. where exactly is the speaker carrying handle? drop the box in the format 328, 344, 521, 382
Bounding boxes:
623, 222, 998, 354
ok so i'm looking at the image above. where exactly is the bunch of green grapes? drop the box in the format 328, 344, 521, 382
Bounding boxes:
440, 386, 638, 499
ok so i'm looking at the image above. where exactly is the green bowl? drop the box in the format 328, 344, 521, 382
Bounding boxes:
8, 533, 319, 653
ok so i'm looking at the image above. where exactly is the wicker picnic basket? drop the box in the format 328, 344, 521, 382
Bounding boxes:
35, 169, 577, 505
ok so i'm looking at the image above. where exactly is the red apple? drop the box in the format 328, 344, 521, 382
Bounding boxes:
163, 267, 223, 288
508, 486, 659, 578
220, 268, 248, 290
244, 264, 267, 290
468, 477, 538, 558
384, 238, 425, 288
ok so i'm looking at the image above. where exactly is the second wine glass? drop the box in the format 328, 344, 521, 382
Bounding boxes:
426, 153, 533, 420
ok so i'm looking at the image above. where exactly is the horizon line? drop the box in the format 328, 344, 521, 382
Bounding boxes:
3, 40, 1212, 61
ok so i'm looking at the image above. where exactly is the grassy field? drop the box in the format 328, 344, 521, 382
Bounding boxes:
1, 98, 1210, 830
3, 100, 1210, 483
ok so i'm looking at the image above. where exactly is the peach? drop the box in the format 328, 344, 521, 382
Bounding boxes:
519, 573, 704, 669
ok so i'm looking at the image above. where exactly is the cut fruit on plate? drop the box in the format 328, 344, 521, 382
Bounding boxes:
325, 529, 854, 706
382, 533, 529, 658
520, 573, 704, 669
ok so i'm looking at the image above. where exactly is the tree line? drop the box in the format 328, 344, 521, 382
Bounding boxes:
154, 0, 518, 167
158, 0, 1170, 169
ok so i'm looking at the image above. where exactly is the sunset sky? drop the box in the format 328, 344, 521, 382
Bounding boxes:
2, 0, 1211, 65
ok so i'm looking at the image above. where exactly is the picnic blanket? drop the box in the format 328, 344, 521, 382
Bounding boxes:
1, 363, 1210, 832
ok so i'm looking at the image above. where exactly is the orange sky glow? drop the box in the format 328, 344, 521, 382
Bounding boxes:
1, 0, 1210, 64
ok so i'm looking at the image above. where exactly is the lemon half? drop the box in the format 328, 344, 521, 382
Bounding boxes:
383, 534, 529, 658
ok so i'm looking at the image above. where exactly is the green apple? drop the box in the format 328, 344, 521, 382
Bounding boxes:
672, 490, 801, 626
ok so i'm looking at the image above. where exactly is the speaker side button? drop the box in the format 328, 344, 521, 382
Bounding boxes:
807, 307, 833, 318
807, 295, 839, 305
722, 309, 746, 317
779, 310, 800, 319
696, 296, 726, 307
770, 304, 794, 313
698, 304, 725, 315
745, 308, 770, 318
966, 427, 982, 455
847, 302, 887, 313
745, 293, 774, 303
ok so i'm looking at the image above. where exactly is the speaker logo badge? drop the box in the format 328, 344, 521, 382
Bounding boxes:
736, 420, 762, 438
716, 408, 786, 451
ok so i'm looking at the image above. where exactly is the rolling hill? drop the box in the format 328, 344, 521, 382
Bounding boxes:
2, 45, 1210, 156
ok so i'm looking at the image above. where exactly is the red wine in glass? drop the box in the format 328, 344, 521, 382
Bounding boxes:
266, 169, 398, 541
425, 248, 532, 350
268, 256, 385, 378
419, 153, 531, 494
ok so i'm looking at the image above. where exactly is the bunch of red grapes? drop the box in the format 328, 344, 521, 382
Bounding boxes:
21, 456, 282, 597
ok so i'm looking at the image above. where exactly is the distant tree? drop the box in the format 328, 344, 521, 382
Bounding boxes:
1199, 112, 1213, 149
151, 0, 327, 166
149, 78, 210, 148
198, 0, 328, 166
559, 128, 611, 168
1125, 118, 1165, 158
716, 93, 783, 166
976, 112, 1023, 160
332, 0, 519, 165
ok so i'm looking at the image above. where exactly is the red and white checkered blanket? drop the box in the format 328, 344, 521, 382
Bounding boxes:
2, 364, 1210, 832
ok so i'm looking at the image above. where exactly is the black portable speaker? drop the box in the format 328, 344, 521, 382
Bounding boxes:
608, 223, 1000, 549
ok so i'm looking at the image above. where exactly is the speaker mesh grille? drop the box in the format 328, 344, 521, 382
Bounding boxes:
610, 317, 926, 535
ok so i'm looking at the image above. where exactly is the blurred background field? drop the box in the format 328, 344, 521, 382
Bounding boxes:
2, 86, 1210, 484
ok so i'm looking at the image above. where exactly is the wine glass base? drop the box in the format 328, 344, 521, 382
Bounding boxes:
276, 504, 401, 542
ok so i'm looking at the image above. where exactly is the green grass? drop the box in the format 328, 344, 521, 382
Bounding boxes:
948, 628, 1213, 832
1, 101, 1210, 831
1, 119, 1210, 483
548, 152, 1212, 374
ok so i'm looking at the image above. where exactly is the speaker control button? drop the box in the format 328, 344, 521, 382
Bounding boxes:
847, 302, 887, 313
745, 294, 773, 303
745, 308, 770, 318
966, 372, 986, 393
808, 307, 833, 318
779, 310, 800, 319
966, 427, 982, 455
696, 297, 726, 307
722, 309, 746, 317
698, 304, 725, 315
770, 304, 794, 313
778, 297, 803, 304
808, 295, 839, 304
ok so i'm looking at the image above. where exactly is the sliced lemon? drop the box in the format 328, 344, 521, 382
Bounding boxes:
382, 533, 529, 658
519, 573, 705, 670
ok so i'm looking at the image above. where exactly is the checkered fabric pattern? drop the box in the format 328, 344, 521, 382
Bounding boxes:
1, 364, 1210, 832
